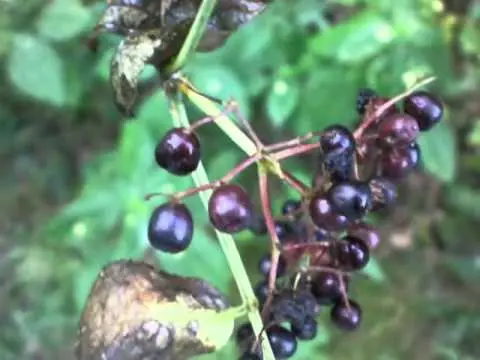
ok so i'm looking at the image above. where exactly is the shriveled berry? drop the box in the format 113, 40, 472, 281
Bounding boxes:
320, 125, 356, 182
282, 199, 302, 216
311, 272, 348, 305
369, 177, 397, 211
379, 142, 421, 179
267, 325, 298, 359
291, 316, 318, 340
259, 254, 287, 277
334, 236, 370, 271
404, 91, 443, 131
327, 181, 372, 221
331, 298, 362, 331
309, 194, 350, 231
377, 113, 420, 147
356, 88, 377, 115
208, 184, 253, 233
155, 128, 200, 176
348, 222, 381, 250
147, 203, 193, 253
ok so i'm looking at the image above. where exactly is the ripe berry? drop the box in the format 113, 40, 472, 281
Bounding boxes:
254, 280, 269, 306
208, 184, 253, 233
347, 222, 380, 250
377, 113, 420, 147
259, 254, 287, 277
309, 194, 350, 231
291, 316, 318, 340
379, 142, 421, 179
267, 325, 298, 359
154, 128, 200, 176
327, 181, 372, 221
275, 221, 294, 240
320, 125, 356, 156
310, 272, 347, 305
331, 298, 362, 331
282, 199, 302, 216
403, 91, 443, 131
356, 88, 377, 115
147, 203, 193, 253
369, 177, 397, 211
334, 236, 370, 271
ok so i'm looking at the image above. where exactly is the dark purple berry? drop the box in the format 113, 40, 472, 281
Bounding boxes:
259, 254, 287, 277
267, 325, 298, 359
320, 125, 356, 156
331, 298, 362, 331
347, 222, 380, 250
379, 142, 421, 179
291, 316, 318, 340
404, 91, 443, 131
155, 128, 200, 176
377, 113, 420, 147
208, 184, 253, 233
327, 181, 372, 221
254, 280, 269, 306
309, 194, 350, 231
369, 177, 397, 210
147, 203, 193, 253
334, 236, 370, 271
310, 272, 347, 305
356, 88, 377, 115
275, 221, 294, 240
282, 199, 302, 216
314, 228, 329, 241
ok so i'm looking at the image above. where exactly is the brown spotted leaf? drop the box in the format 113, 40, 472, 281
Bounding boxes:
76, 260, 234, 360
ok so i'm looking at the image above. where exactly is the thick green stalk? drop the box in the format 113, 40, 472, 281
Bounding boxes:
168, 95, 275, 360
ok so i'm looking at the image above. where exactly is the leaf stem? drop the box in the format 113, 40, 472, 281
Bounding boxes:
168, 94, 275, 360
168, 0, 218, 72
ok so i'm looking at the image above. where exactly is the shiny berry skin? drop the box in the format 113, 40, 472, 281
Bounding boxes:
379, 142, 421, 179
404, 91, 443, 131
267, 325, 298, 359
208, 184, 253, 233
335, 236, 370, 271
282, 199, 302, 216
369, 177, 397, 211
377, 113, 420, 147
327, 181, 372, 221
259, 254, 287, 277
347, 222, 381, 250
154, 128, 200, 176
356, 88, 377, 115
309, 194, 350, 231
314, 228, 328, 241
147, 203, 193, 253
320, 125, 356, 156
291, 316, 318, 340
331, 298, 362, 331
311, 272, 347, 305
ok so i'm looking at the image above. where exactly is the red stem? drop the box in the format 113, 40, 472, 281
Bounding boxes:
273, 142, 321, 161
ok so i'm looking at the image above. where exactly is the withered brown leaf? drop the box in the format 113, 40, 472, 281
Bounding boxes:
76, 260, 233, 360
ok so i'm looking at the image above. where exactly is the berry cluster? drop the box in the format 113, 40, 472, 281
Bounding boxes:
144, 84, 443, 359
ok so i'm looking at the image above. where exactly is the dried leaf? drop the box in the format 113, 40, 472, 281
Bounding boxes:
76, 260, 234, 360
110, 30, 164, 115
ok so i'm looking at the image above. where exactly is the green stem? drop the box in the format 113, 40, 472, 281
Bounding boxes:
168, 94, 275, 360
168, 0, 218, 72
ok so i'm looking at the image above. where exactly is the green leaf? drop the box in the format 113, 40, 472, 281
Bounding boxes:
417, 122, 456, 182
445, 186, 480, 220
310, 11, 395, 64
36, 0, 92, 41
266, 78, 299, 127
8, 34, 66, 105
361, 257, 386, 283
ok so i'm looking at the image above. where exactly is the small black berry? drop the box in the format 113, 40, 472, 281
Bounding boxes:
282, 199, 302, 217
356, 88, 377, 115
331, 298, 362, 331
208, 184, 253, 233
369, 177, 397, 210
254, 280, 269, 306
267, 325, 298, 359
379, 142, 421, 179
334, 236, 370, 271
275, 221, 294, 240
347, 222, 380, 250
404, 91, 443, 131
147, 202, 193, 253
259, 254, 287, 277
309, 194, 350, 231
327, 181, 372, 221
310, 272, 347, 305
291, 316, 318, 340
320, 125, 356, 156
377, 113, 420, 147
154, 127, 201, 176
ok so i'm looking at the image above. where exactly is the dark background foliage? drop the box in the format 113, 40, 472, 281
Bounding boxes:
0, 0, 479, 359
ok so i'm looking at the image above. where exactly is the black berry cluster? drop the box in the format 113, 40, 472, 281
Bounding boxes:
144, 87, 443, 359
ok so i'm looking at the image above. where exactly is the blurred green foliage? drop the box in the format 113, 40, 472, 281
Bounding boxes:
0, 0, 479, 359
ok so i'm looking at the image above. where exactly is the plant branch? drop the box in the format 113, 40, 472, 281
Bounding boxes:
168, 93, 275, 360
